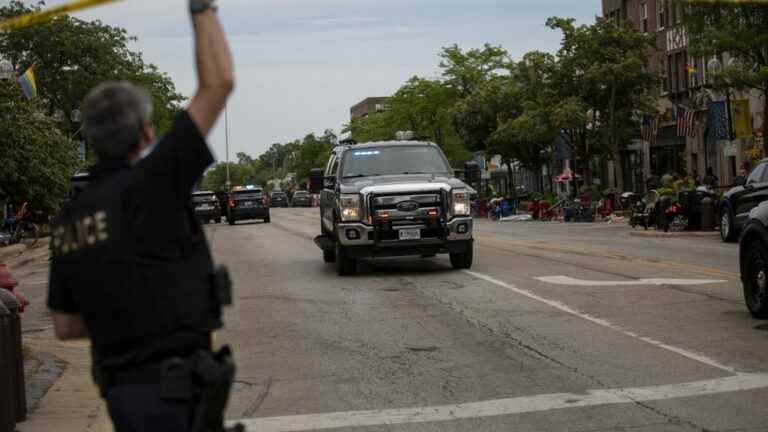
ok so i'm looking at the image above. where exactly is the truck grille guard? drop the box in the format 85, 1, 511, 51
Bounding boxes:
359, 185, 452, 244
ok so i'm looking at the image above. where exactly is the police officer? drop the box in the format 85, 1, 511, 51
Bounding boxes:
47, 0, 236, 430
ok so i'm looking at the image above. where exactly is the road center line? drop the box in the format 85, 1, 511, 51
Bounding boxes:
231, 373, 768, 432
535, 275, 726, 286
463, 270, 736, 373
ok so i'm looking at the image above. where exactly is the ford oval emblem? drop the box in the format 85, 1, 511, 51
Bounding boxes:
397, 201, 419, 212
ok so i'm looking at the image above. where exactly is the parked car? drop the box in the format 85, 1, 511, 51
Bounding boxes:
228, 187, 270, 225
721, 159, 768, 242
310, 140, 474, 276
738, 201, 768, 318
270, 191, 289, 208
192, 191, 222, 224
292, 190, 312, 207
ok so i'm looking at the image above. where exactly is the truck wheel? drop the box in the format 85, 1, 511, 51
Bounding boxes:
335, 242, 356, 276
323, 248, 336, 263
450, 242, 474, 270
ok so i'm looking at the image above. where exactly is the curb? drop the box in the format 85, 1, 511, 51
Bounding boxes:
629, 230, 720, 238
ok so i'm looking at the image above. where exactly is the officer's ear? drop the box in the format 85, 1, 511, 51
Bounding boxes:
138, 121, 156, 147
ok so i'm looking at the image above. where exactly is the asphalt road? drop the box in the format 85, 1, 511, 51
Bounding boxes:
208, 208, 768, 432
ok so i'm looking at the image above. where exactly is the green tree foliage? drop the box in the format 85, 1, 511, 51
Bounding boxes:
546, 17, 657, 186
201, 130, 336, 191
677, 0, 768, 152
0, 0, 184, 141
0, 80, 80, 213
487, 52, 557, 191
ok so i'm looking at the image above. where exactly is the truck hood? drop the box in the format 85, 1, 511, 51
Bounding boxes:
339, 174, 472, 195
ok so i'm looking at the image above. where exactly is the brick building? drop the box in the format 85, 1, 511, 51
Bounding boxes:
602, 0, 765, 189
350, 97, 390, 121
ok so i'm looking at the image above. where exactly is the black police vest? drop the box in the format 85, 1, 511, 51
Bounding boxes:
53, 162, 222, 360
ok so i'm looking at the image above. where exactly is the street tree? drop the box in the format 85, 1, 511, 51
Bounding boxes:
0, 79, 80, 213
546, 17, 657, 188
439, 44, 511, 98
677, 0, 768, 153
0, 1, 184, 143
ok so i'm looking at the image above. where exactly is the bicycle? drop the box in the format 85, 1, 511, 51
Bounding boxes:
1, 219, 39, 247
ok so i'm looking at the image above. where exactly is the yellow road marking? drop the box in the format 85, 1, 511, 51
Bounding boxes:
475, 234, 740, 280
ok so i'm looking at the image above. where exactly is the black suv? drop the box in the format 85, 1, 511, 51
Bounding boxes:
721, 159, 768, 242
310, 141, 474, 276
738, 201, 768, 318
228, 188, 271, 225
292, 190, 312, 207
270, 191, 289, 208
192, 191, 222, 224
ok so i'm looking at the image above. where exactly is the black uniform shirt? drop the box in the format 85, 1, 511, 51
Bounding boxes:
48, 111, 217, 366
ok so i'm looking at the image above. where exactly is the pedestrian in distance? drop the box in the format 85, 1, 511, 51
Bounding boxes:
47, 1, 242, 431
703, 166, 719, 190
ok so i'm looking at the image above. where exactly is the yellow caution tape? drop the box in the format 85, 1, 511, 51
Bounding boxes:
0, 0, 123, 31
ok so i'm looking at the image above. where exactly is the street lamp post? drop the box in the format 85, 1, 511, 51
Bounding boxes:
225, 104, 231, 191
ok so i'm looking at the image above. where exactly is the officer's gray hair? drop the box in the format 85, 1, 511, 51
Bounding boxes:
83, 81, 153, 162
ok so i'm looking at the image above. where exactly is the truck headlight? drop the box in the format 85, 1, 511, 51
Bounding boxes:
452, 190, 471, 217
339, 194, 361, 221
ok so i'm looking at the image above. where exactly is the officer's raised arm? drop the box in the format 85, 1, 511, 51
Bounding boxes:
186, 0, 235, 137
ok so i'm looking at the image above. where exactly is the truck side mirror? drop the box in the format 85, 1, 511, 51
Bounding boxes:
309, 168, 325, 193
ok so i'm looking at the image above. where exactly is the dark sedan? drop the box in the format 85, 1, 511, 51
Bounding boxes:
721, 159, 768, 242
738, 201, 768, 318
292, 191, 312, 207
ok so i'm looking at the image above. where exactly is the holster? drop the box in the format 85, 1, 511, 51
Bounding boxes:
189, 346, 243, 432
95, 346, 243, 432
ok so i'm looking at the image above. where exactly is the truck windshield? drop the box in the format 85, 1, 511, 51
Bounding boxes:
341, 146, 452, 178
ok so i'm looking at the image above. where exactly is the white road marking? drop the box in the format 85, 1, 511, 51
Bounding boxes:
535, 275, 727, 287
464, 270, 736, 373
231, 373, 768, 432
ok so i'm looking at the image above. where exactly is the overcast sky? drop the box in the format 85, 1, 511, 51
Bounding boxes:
36, 0, 600, 161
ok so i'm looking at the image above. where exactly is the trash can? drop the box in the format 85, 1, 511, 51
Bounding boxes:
701, 197, 716, 231
0, 289, 26, 423
0, 300, 16, 432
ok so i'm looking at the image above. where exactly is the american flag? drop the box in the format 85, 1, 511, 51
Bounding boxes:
641, 116, 659, 145
676, 107, 697, 138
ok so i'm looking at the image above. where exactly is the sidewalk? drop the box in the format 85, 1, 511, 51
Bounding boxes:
1, 242, 113, 432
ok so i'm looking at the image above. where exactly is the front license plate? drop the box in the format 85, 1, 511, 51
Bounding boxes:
398, 228, 421, 241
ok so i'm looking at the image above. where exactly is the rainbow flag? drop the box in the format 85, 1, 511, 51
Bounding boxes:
17, 66, 37, 100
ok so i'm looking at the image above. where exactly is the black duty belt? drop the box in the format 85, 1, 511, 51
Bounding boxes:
110, 358, 175, 387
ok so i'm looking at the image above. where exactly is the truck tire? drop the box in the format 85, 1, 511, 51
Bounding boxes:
323, 248, 336, 263
450, 242, 473, 270
335, 242, 356, 276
